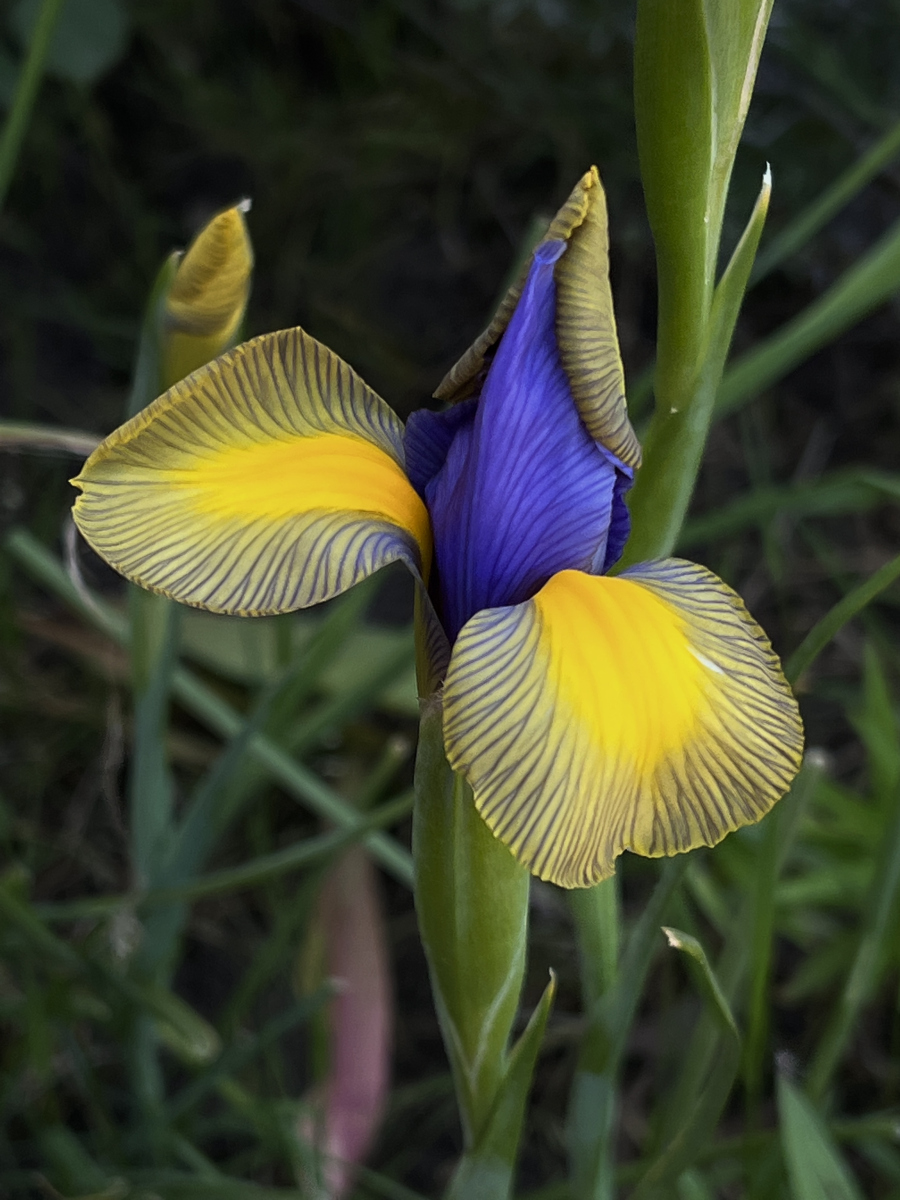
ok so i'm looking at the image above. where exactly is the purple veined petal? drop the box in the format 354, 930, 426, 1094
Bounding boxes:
404, 398, 477, 499
601, 460, 633, 573
423, 238, 633, 641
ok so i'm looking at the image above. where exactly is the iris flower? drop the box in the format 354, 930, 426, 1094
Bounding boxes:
72, 169, 803, 888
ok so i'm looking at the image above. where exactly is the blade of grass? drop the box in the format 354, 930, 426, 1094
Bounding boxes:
4, 528, 414, 886
569, 877, 619, 1004
632, 929, 741, 1197
743, 761, 825, 1113
785, 550, 900, 685
567, 858, 689, 1200
751, 119, 900, 283
35, 792, 413, 921
129, 588, 180, 896
0, 420, 100, 455
167, 984, 335, 1120
806, 772, 900, 1099
0, 0, 66, 209
677, 468, 900, 550
778, 1075, 865, 1200
718, 211, 900, 419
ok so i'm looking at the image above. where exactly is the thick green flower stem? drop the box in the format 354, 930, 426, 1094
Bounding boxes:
629, 0, 774, 562
623, 173, 771, 566
413, 695, 542, 1198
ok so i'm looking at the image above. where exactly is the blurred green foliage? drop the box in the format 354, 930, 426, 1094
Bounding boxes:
3, 0, 900, 1196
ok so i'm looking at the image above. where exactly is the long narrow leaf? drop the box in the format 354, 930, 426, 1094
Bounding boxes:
785, 550, 900, 685
752, 119, 900, 283
778, 1076, 864, 1200
719, 211, 900, 419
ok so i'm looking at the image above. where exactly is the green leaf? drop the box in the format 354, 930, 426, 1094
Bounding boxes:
4, 528, 415, 886
660, 927, 739, 1042
744, 761, 825, 1109
778, 1076, 865, 1200
0, 0, 65, 207
678, 468, 900, 550
125, 253, 179, 419
632, 928, 741, 1196
179, 609, 418, 717
11, 0, 130, 85
806, 662, 900, 1099
623, 169, 771, 563
719, 208, 900, 420
785, 551, 900, 686
445, 975, 556, 1200
752, 119, 900, 283
566, 859, 688, 1200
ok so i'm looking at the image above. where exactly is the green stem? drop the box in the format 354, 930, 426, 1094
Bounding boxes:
0, 0, 66, 210
569, 878, 619, 1006
0, 420, 99, 456
413, 697, 529, 1146
567, 859, 688, 1200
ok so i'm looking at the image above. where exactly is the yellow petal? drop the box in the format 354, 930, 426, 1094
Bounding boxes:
72, 327, 431, 615
162, 203, 253, 388
434, 167, 641, 468
443, 560, 803, 888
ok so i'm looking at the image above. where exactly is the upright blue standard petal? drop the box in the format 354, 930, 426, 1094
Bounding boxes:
421, 239, 632, 641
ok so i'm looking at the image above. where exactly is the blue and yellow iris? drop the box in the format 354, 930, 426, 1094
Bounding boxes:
71, 168, 803, 888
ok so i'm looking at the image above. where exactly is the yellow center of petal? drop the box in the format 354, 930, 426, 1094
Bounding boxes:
167, 431, 432, 564
534, 570, 707, 773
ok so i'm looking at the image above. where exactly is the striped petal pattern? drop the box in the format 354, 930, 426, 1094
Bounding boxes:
553, 167, 642, 468
434, 167, 640, 468
443, 560, 803, 887
72, 328, 431, 615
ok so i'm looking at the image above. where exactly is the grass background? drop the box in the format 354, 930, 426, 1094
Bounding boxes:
4, 0, 900, 1195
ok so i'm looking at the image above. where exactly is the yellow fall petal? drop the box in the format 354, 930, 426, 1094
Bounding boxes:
72, 327, 431, 615
434, 167, 641, 468
161, 203, 253, 388
443, 560, 803, 888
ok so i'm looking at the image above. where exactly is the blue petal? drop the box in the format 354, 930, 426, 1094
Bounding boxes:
404, 399, 477, 499
601, 461, 632, 573
424, 238, 633, 641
